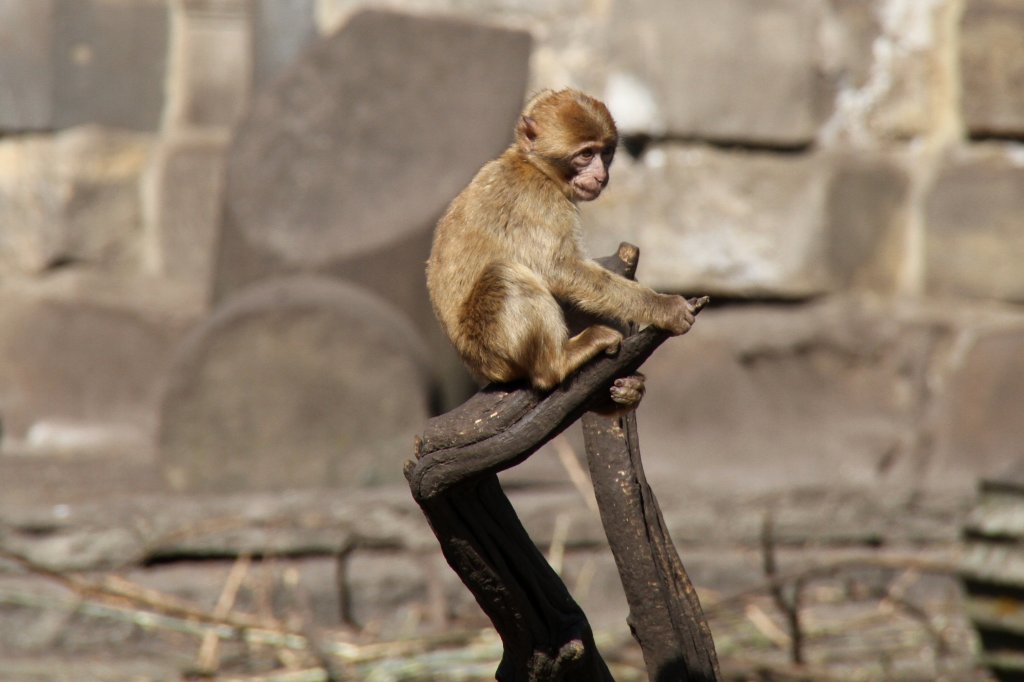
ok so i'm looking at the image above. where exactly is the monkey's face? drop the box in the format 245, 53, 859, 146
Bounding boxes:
569, 144, 615, 202
515, 89, 619, 202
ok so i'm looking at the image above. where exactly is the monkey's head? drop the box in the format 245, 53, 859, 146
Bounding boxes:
516, 89, 618, 202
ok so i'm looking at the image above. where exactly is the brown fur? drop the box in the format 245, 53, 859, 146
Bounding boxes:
426, 89, 695, 391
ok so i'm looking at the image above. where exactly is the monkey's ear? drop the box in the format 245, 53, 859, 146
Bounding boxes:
516, 115, 539, 150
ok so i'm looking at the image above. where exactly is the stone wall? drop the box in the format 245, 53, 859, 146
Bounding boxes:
0, 0, 1021, 495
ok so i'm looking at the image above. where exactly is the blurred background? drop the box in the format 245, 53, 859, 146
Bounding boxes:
0, 0, 1022, 679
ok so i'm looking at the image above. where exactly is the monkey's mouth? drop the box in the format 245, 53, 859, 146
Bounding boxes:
573, 175, 602, 199
574, 181, 605, 201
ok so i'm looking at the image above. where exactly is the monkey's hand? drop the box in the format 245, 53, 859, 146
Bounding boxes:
657, 295, 699, 335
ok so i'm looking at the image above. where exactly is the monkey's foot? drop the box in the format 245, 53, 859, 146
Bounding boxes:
609, 372, 645, 408
594, 325, 622, 355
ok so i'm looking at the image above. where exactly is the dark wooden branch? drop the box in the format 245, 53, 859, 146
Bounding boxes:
582, 413, 720, 680
409, 326, 671, 502
406, 242, 717, 681
412, 475, 614, 681
579, 245, 720, 681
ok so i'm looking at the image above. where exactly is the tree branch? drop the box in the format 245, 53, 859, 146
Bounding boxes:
408, 326, 672, 501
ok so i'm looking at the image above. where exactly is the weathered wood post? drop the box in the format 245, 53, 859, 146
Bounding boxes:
581, 244, 719, 681
406, 244, 719, 681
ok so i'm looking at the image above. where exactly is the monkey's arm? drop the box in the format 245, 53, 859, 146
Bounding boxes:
547, 259, 693, 334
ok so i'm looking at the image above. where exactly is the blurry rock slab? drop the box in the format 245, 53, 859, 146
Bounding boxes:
827, 0, 951, 141
633, 296, 1024, 495
0, 0, 53, 130
158, 276, 435, 493
925, 146, 1024, 301
819, 0, 877, 93
632, 297, 941, 494
929, 320, 1024, 491
52, 0, 169, 131
0, 0, 169, 131
218, 8, 530, 283
0, 290, 188, 456
606, 0, 823, 145
961, 0, 1024, 138
0, 482, 430, 570
251, 0, 317, 89
0, 126, 153, 276
169, 0, 252, 130
142, 131, 229, 303
582, 146, 907, 298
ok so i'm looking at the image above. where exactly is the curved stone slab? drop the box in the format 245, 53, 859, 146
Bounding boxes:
158, 276, 435, 492
217, 8, 531, 278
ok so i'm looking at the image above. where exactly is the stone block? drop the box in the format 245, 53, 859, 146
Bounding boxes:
52, 0, 169, 131
251, 0, 317, 89
0, 0, 54, 131
581, 146, 908, 297
0, 126, 154, 276
961, 0, 1024, 138
157, 276, 437, 493
606, 0, 824, 145
630, 297, 939, 493
216, 9, 531, 407
856, 0, 953, 141
0, 290, 187, 456
821, 0, 878, 92
924, 147, 1024, 301
142, 132, 228, 303
825, 154, 909, 291
928, 322, 1024, 491
169, 0, 252, 130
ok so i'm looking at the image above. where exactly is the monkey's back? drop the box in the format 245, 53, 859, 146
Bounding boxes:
426, 157, 505, 340
427, 148, 580, 355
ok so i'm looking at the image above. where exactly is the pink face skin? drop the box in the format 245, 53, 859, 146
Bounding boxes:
569, 145, 615, 202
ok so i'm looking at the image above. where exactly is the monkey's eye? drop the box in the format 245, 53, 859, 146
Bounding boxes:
573, 149, 597, 167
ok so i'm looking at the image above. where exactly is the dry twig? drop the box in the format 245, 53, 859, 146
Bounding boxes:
197, 554, 253, 673
762, 511, 804, 665
552, 434, 599, 513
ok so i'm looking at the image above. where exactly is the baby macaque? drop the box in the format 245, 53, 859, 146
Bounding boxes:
426, 89, 696, 401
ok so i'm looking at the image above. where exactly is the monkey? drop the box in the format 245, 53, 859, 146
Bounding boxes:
426, 89, 697, 406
